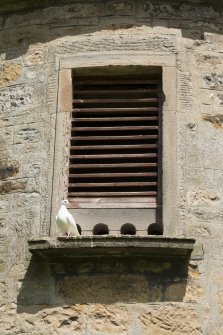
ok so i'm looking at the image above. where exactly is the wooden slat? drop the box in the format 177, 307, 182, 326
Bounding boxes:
69, 197, 157, 203
69, 182, 157, 187
75, 80, 159, 85
70, 153, 157, 159
70, 162, 157, 168
72, 135, 158, 141
72, 116, 158, 122
68, 191, 157, 197
74, 89, 158, 94
73, 98, 158, 104
73, 107, 158, 113
73, 126, 158, 132
70, 144, 158, 150
69, 172, 157, 178
69, 201, 157, 209
69, 202, 157, 209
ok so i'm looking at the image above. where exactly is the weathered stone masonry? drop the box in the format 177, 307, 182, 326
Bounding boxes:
0, 0, 223, 334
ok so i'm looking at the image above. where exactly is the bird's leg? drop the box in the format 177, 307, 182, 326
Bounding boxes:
67, 232, 70, 238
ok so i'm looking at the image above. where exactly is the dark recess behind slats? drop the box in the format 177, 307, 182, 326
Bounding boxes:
68, 75, 162, 205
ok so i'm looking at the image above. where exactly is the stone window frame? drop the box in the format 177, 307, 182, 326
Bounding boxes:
50, 52, 177, 236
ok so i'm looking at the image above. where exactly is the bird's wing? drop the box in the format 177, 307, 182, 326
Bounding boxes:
66, 211, 80, 235
66, 211, 76, 225
56, 208, 69, 233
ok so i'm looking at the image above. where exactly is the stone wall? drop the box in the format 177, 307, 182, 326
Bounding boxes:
0, 1, 223, 334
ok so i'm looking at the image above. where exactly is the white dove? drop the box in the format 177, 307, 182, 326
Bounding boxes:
56, 199, 80, 237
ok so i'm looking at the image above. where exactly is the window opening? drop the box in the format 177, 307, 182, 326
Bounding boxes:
68, 68, 162, 210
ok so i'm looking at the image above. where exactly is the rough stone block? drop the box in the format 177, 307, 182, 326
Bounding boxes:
14, 125, 41, 144
57, 274, 149, 304
14, 193, 41, 237
87, 304, 130, 334
139, 303, 202, 335
0, 84, 33, 116
203, 73, 223, 90
137, 2, 219, 21
106, 0, 135, 16
23, 47, 47, 66
187, 189, 223, 220
4, 3, 104, 28
0, 157, 19, 179
0, 63, 22, 88
210, 327, 223, 335
203, 153, 223, 170
0, 179, 26, 194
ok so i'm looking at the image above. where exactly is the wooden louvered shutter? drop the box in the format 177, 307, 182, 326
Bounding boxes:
68, 76, 162, 208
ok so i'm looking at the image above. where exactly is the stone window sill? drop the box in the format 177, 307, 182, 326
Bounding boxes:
28, 236, 197, 260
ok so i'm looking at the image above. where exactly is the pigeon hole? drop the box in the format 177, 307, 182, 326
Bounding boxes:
120, 223, 136, 235
93, 223, 109, 235
147, 223, 163, 235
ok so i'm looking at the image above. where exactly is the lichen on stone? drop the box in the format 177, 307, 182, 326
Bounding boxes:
202, 114, 223, 129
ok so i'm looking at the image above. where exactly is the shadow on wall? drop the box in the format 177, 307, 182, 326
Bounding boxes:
0, 0, 223, 60
17, 254, 190, 313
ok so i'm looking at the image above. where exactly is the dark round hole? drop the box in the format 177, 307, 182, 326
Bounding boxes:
76, 224, 82, 235
121, 223, 136, 235
93, 223, 109, 235
148, 223, 163, 235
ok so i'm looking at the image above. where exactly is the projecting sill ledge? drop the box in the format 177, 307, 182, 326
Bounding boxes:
28, 236, 196, 260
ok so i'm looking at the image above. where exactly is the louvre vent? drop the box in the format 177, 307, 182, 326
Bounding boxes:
68, 76, 162, 206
